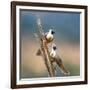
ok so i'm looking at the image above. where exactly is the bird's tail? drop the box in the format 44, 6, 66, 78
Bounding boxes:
59, 62, 70, 76
56, 57, 70, 76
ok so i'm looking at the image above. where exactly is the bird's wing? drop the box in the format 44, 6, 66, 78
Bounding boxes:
55, 55, 62, 65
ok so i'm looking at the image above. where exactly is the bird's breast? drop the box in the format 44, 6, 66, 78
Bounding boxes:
46, 34, 53, 39
45, 35, 53, 43
50, 51, 56, 58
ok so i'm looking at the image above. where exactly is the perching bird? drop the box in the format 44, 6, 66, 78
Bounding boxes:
45, 28, 55, 44
50, 44, 70, 76
36, 28, 55, 56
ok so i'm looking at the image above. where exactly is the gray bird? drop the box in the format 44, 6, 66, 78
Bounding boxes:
36, 28, 55, 56
50, 44, 70, 76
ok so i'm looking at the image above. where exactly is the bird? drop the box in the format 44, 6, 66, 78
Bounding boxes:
50, 44, 70, 76
36, 28, 55, 56
45, 28, 55, 44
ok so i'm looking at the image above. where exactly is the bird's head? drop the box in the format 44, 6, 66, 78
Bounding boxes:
49, 29, 55, 35
52, 44, 57, 50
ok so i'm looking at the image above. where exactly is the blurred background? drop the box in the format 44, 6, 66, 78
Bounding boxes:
20, 10, 80, 79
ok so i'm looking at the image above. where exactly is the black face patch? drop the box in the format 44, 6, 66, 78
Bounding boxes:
53, 46, 57, 50
51, 31, 55, 34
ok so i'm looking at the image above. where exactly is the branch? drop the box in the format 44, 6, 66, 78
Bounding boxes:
35, 17, 55, 77
41, 39, 55, 76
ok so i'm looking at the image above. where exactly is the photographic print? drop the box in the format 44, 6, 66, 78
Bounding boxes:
11, 1, 87, 89
20, 8, 79, 78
